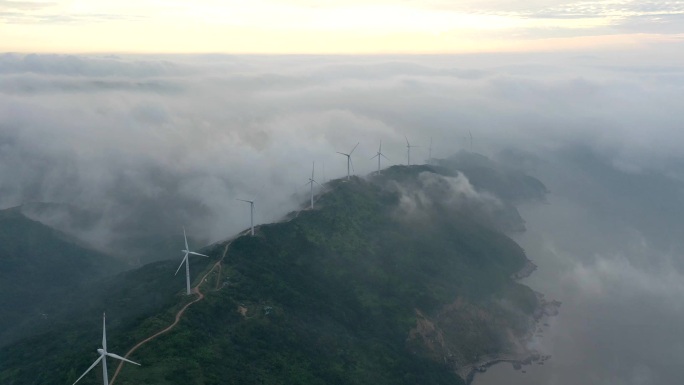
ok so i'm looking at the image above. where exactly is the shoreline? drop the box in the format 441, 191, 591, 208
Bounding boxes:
458, 258, 560, 385
460, 350, 553, 385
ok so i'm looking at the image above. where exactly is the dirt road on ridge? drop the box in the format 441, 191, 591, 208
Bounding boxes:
109, 241, 232, 384
108, 204, 315, 384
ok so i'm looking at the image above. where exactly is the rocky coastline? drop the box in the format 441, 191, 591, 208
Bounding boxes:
511, 259, 537, 280
459, 260, 560, 384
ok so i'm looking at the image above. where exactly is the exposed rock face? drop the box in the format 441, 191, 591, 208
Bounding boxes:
408, 300, 520, 370
408, 290, 561, 383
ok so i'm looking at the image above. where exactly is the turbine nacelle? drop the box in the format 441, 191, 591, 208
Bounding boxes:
371, 140, 389, 173
307, 162, 319, 209
72, 314, 140, 385
177, 227, 209, 295
336, 142, 359, 180
404, 135, 419, 165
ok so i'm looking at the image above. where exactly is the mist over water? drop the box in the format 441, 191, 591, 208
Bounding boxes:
2, 50, 684, 384
474, 146, 684, 385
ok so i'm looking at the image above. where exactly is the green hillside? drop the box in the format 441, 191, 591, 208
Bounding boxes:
0, 207, 126, 347
0, 160, 546, 385
20, 202, 201, 265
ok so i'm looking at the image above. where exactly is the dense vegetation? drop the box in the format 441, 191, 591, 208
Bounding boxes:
0, 154, 547, 385
0, 207, 125, 346
0, 241, 226, 384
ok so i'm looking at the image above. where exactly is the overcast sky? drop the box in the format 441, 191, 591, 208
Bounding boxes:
2, 0, 684, 53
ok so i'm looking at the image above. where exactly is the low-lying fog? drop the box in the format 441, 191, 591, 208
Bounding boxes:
475, 144, 684, 385
2, 49, 684, 384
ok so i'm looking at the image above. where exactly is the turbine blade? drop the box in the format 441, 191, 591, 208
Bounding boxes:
404, 135, 409, 146
188, 251, 210, 258
349, 142, 359, 155
381, 154, 390, 160
183, 227, 189, 251
312, 161, 315, 179
106, 352, 141, 366
313, 179, 321, 186
72, 355, 103, 385
175, 254, 188, 276
370, 153, 379, 159
102, 313, 107, 352
336, 152, 347, 156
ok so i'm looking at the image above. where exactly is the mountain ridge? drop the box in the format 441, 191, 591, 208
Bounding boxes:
0, 154, 550, 385
0, 206, 126, 347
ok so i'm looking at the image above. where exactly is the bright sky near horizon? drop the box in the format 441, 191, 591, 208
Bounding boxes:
1, 0, 684, 53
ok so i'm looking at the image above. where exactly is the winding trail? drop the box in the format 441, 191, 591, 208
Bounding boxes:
108, 202, 316, 384
215, 258, 223, 291
109, 241, 232, 384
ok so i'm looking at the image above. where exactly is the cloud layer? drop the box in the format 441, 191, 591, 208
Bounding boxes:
1, 52, 684, 253
476, 142, 684, 384
1, 51, 684, 383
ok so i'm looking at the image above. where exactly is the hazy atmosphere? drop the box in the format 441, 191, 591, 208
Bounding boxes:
3, 0, 684, 383
2, 50, 684, 250
3, 51, 684, 384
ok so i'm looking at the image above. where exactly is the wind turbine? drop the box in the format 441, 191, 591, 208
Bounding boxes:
427, 137, 433, 164
370, 141, 389, 173
306, 162, 320, 209
405, 136, 419, 166
176, 227, 209, 295
336, 142, 359, 180
236, 199, 255, 236
72, 313, 140, 385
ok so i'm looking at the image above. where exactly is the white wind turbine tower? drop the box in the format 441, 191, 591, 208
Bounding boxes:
72, 313, 140, 385
336, 142, 359, 180
370, 141, 389, 173
405, 136, 419, 166
306, 162, 320, 209
236, 199, 255, 236
176, 227, 209, 295
427, 137, 433, 164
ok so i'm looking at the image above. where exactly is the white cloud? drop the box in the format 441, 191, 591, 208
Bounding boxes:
569, 252, 684, 306
1, 52, 683, 259
2, 50, 684, 383
393, 171, 503, 219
